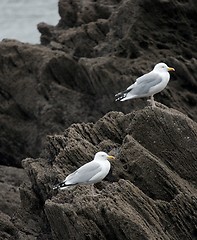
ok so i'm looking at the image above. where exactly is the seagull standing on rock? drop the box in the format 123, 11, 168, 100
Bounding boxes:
53, 151, 115, 196
115, 62, 175, 107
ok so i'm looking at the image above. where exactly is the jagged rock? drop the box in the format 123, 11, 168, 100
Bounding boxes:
1, 0, 197, 238
18, 107, 197, 239
0, 166, 28, 216
0, 211, 18, 240
1, 0, 197, 166
0, 166, 29, 240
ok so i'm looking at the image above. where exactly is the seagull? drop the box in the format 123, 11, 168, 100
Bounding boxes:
53, 151, 115, 195
115, 62, 175, 107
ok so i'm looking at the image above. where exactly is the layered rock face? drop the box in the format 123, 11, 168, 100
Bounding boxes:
0, 0, 197, 166
0, 0, 197, 239
17, 107, 197, 239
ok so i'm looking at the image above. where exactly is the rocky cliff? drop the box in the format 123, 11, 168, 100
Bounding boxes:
0, 0, 197, 239
3, 107, 196, 239
1, 0, 197, 167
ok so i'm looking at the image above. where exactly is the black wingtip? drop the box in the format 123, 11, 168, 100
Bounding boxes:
115, 93, 127, 101
115, 88, 131, 101
115, 92, 123, 101
53, 184, 60, 190
53, 181, 67, 190
115, 97, 122, 102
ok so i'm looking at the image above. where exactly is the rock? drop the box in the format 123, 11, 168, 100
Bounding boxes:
0, 166, 30, 240
125, 107, 197, 186
0, 165, 28, 216
1, 0, 197, 166
0, 40, 102, 166
0, 0, 197, 239
0, 164, 54, 240
1, 0, 197, 167
17, 107, 197, 240
0, 211, 18, 240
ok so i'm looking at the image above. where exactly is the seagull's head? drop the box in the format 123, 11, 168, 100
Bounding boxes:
94, 151, 115, 161
153, 63, 175, 72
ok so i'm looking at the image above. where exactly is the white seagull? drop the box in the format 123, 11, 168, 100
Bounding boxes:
53, 151, 115, 195
115, 62, 175, 107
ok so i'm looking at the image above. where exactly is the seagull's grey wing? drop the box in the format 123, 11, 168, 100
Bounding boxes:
115, 72, 162, 101
65, 161, 102, 185
136, 72, 161, 84
131, 72, 162, 95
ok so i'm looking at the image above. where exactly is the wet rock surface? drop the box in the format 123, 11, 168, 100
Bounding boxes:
0, 0, 197, 239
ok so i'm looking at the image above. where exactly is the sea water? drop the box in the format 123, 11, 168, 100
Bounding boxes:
0, 0, 59, 44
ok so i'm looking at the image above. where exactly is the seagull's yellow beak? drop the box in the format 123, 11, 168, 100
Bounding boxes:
107, 155, 115, 160
168, 67, 175, 72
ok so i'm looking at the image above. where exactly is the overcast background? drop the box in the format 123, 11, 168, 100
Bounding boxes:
0, 0, 59, 44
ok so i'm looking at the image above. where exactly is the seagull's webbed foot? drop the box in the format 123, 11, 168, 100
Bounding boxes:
147, 96, 156, 107
91, 184, 101, 197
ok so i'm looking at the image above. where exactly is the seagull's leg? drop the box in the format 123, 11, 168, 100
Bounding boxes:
91, 184, 95, 196
89, 184, 100, 197
151, 95, 156, 107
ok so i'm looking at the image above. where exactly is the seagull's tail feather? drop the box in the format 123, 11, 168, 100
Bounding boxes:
53, 181, 75, 190
115, 88, 131, 101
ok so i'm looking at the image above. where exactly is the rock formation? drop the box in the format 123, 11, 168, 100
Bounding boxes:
16, 107, 197, 239
1, 0, 197, 166
0, 0, 197, 239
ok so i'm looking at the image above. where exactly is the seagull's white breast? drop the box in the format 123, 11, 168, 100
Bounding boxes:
149, 71, 170, 95
89, 160, 111, 183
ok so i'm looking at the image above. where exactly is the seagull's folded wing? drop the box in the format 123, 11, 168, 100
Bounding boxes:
131, 72, 163, 95
65, 161, 102, 185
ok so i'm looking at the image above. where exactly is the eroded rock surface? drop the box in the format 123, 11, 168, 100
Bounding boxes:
18, 107, 197, 240
1, 0, 197, 166
0, 166, 29, 240
0, 0, 197, 239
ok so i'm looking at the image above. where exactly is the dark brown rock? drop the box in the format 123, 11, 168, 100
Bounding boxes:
1, 0, 197, 239
1, 0, 197, 167
0, 166, 29, 240
0, 211, 18, 240
0, 166, 28, 216
17, 107, 197, 240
